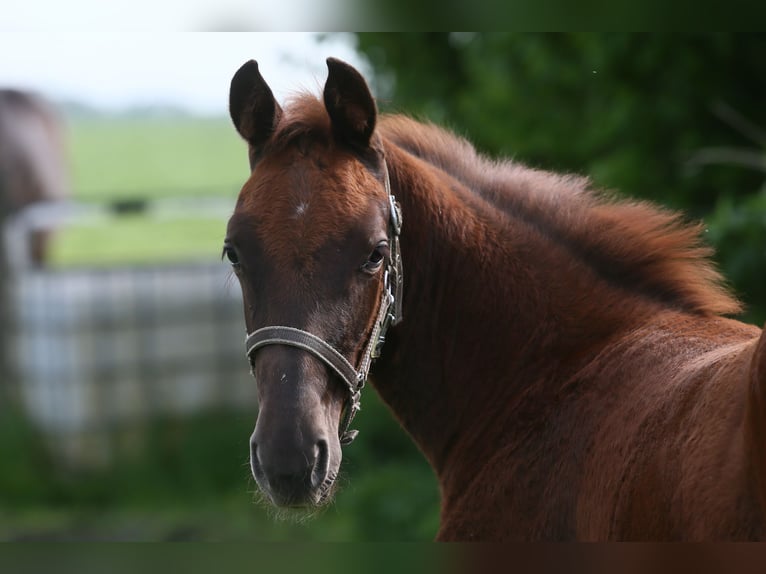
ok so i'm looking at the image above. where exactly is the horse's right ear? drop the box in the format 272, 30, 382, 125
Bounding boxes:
229, 60, 282, 160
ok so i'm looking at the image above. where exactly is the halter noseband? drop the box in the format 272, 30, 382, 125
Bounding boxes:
244, 159, 403, 445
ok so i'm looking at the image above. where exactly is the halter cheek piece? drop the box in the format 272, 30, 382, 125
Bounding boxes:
244, 160, 403, 445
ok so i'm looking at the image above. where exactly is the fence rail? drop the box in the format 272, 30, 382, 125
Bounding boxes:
2, 201, 254, 467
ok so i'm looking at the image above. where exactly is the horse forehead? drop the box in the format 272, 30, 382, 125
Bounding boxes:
237, 152, 382, 259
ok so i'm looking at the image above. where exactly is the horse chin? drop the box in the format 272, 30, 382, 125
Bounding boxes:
253, 471, 340, 522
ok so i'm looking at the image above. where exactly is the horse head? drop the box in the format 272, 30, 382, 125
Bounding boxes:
226, 58, 400, 509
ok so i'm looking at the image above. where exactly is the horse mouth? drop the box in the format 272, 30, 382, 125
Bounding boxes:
255, 473, 338, 515
251, 462, 339, 509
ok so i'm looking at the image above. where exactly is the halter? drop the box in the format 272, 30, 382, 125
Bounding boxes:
244, 159, 403, 445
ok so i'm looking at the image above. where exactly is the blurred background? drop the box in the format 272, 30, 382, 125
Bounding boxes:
0, 33, 765, 541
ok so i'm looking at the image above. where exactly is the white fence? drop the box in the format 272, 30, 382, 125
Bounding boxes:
6, 255, 254, 467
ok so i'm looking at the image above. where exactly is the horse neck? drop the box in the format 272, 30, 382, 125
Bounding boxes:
372, 143, 649, 483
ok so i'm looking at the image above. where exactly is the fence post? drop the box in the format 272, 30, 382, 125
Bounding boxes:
0, 177, 14, 392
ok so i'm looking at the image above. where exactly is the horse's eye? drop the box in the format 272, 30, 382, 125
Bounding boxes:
361, 243, 387, 273
223, 245, 240, 267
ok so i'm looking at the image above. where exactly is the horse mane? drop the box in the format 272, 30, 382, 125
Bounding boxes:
269, 95, 741, 317
379, 115, 741, 317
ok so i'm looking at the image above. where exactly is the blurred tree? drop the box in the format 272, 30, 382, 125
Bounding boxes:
354, 33, 766, 324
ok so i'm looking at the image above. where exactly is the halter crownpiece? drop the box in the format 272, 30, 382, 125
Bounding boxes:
244, 158, 403, 445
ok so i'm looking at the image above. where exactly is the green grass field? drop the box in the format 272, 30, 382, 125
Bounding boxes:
51, 116, 247, 267
51, 215, 228, 267
68, 116, 247, 200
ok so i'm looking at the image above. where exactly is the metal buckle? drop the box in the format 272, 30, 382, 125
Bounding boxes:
389, 195, 402, 235
372, 274, 395, 360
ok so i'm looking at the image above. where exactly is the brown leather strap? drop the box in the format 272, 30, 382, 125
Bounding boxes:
246, 326, 360, 395
246, 326, 363, 445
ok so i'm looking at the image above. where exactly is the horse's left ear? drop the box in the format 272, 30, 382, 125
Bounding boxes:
323, 58, 377, 148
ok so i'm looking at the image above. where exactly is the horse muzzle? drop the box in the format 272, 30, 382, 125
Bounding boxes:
250, 431, 337, 507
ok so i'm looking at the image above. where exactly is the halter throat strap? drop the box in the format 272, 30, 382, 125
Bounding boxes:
244, 158, 402, 446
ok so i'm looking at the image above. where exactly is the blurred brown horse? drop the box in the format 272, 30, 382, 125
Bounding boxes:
224, 58, 766, 540
0, 89, 68, 266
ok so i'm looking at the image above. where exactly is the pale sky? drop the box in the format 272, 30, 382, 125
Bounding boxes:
0, 33, 367, 116
0, 0, 362, 32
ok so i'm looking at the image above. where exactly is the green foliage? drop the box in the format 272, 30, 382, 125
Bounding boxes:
707, 190, 766, 325
356, 33, 766, 323
0, 403, 53, 505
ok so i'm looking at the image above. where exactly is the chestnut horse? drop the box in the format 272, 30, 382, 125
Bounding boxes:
224, 58, 766, 541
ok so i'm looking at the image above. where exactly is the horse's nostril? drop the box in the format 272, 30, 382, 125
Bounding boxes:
249, 441, 265, 484
250, 435, 332, 505
312, 439, 330, 489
